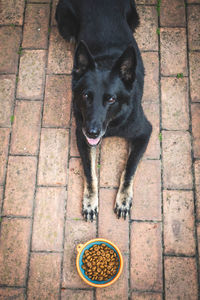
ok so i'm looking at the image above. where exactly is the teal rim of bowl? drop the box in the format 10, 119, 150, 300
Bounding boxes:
79, 241, 120, 285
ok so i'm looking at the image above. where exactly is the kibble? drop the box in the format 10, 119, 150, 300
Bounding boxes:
82, 244, 119, 281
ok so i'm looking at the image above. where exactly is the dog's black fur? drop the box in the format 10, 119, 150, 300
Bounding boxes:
56, 0, 152, 221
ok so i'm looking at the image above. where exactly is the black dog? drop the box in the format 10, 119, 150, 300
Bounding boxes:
56, 0, 152, 221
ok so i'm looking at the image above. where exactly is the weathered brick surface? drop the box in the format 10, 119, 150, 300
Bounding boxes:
10, 101, 42, 155
160, 28, 187, 76
135, 6, 158, 51
66, 158, 84, 220
0, 75, 15, 127
32, 187, 66, 251
132, 160, 161, 221
162, 131, 193, 189
51, 0, 59, 26
191, 103, 200, 158
3, 156, 37, 216
161, 77, 189, 130
0, 128, 10, 185
48, 27, 73, 74
165, 257, 198, 300
131, 292, 162, 300
0, 186, 3, 213
0, 27, 21, 73
61, 289, 93, 300
70, 115, 80, 157
163, 190, 195, 255
0, 288, 25, 299
142, 52, 159, 104
0, 218, 31, 285
160, 0, 185, 27
27, 253, 61, 300
194, 160, 200, 220
38, 128, 69, 186
17, 50, 46, 100
96, 256, 128, 300
22, 4, 50, 49
100, 137, 128, 188
98, 188, 129, 253
43, 75, 72, 128
142, 102, 160, 159
0, 0, 25, 25
130, 222, 162, 291
62, 220, 96, 288
187, 5, 200, 50
189, 52, 200, 102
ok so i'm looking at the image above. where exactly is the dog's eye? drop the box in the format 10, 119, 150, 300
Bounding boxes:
82, 93, 89, 100
107, 96, 116, 104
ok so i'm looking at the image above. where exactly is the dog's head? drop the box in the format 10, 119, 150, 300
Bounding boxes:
72, 41, 137, 147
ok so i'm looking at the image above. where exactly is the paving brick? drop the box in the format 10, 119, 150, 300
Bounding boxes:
66, 158, 84, 219
27, 253, 61, 300
22, 4, 50, 49
142, 52, 159, 104
98, 189, 129, 253
142, 102, 160, 159
189, 52, 200, 102
70, 115, 80, 157
43, 75, 72, 128
194, 160, 200, 220
0, 288, 25, 299
48, 27, 73, 74
132, 160, 161, 221
191, 103, 200, 158
161, 77, 189, 130
136, 0, 157, 3
160, 28, 187, 76
62, 220, 96, 288
165, 257, 198, 300
61, 289, 93, 300
0, 27, 21, 73
51, 0, 59, 26
3, 156, 37, 216
38, 128, 69, 186
162, 131, 193, 189
0, 218, 31, 285
100, 137, 128, 188
134, 6, 158, 51
163, 190, 195, 255
130, 222, 162, 291
10, 101, 42, 155
0, 128, 10, 185
96, 256, 128, 300
0, 0, 25, 25
0, 75, 15, 127
17, 50, 46, 100
160, 0, 185, 27
32, 187, 66, 251
187, 5, 200, 50
131, 292, 162, 300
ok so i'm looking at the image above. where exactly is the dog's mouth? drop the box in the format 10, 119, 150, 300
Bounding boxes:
83, 130, 102, 147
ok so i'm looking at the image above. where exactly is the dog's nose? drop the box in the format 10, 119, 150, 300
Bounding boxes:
86, 127, 101, 139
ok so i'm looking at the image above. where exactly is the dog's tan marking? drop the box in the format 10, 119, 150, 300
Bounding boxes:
83, 147, 98, 221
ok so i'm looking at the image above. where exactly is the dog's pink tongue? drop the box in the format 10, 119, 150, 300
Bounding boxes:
86, 136, 100, 146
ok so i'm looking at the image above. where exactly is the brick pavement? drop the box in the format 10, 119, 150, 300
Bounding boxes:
0, 0, 200, 299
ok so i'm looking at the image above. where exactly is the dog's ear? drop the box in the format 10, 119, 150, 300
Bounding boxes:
111, 46, 137, 88
73, 40, 95, 77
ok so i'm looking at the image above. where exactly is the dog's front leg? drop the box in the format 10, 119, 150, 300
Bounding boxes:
114, 130, 151, 219
76, 129, 98, 221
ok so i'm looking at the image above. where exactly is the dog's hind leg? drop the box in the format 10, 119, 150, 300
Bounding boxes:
76, 129, 98, 222
114, 123, 152, 219
55, 0, 79, 44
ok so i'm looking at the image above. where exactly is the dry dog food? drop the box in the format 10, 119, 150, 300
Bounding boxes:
82, 243, 119, 281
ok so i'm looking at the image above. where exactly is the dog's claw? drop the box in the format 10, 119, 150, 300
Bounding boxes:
114, 193, 132, 220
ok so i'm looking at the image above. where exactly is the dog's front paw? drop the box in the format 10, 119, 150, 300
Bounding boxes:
82, 191, 98, 222
114, 188, 133, 220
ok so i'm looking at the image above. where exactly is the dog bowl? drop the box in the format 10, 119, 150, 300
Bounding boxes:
76, 238, 123, 288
